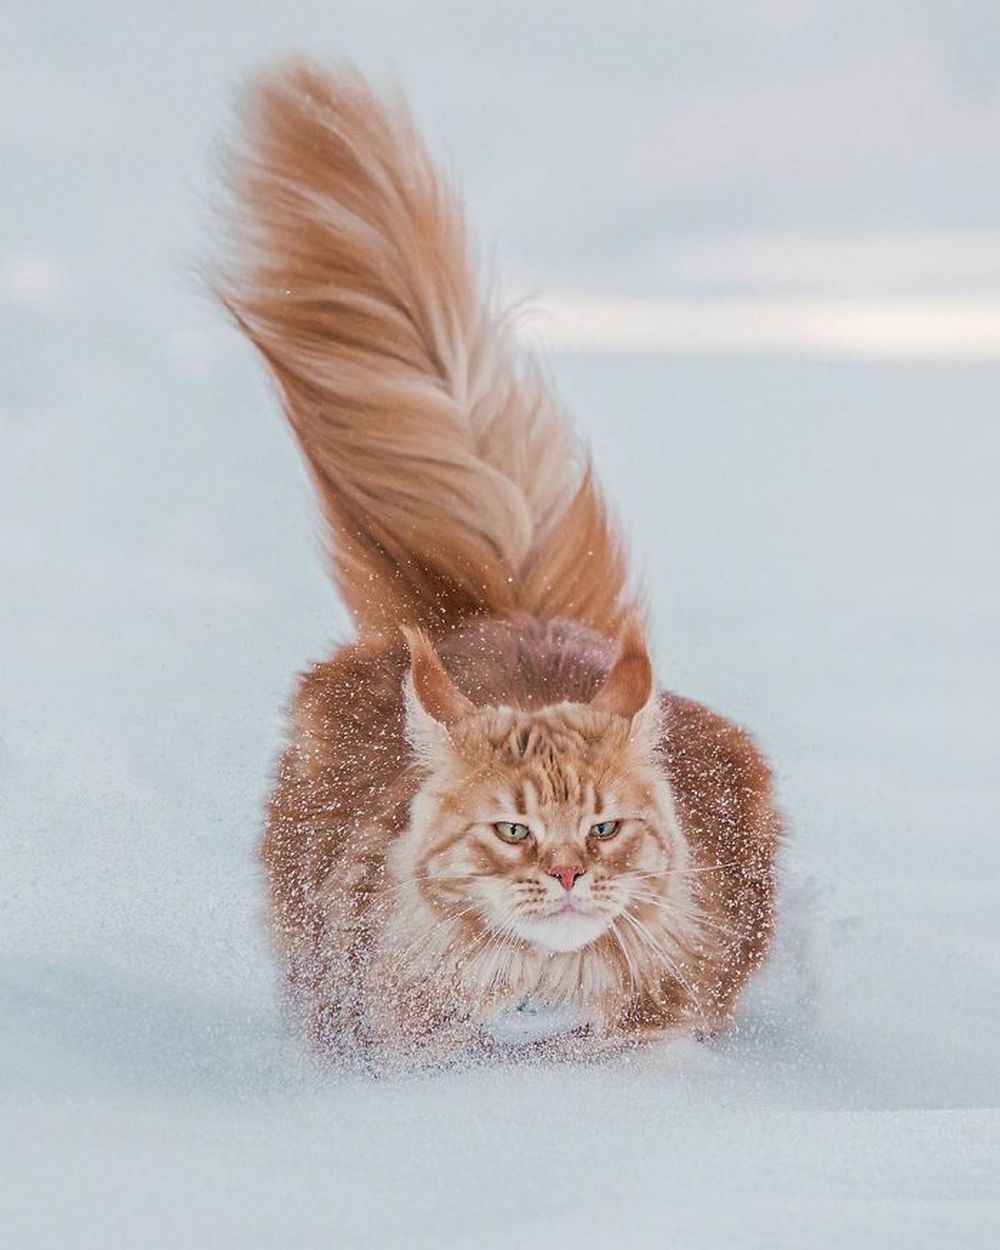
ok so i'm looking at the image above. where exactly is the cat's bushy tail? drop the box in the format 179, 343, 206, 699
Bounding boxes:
220, 62, 634, 638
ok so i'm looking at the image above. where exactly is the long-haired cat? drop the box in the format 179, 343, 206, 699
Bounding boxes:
220, 62, 781, 1067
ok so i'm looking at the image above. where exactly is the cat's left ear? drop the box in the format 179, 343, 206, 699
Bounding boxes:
402, 627, 475, 761
590, 620, 661, 747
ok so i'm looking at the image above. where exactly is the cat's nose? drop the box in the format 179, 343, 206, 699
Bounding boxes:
548, 864, 585, 892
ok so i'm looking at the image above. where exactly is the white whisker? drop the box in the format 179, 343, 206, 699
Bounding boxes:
620, 909, 709, 1033
395, 903, 481, 967
609, 920, 640, 998
471, 913, 523, 994
628, 892, 740, 941
616, 861, 741, 883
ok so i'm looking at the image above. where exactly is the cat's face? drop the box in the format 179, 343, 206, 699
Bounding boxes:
395, 626, 687, 957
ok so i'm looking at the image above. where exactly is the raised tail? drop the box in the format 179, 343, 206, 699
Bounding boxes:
220, 62, 635, 638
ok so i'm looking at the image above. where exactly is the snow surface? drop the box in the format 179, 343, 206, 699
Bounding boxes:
3, 4, 1000, 1247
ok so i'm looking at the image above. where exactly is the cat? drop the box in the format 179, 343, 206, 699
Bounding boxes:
220, 62, 781, 1067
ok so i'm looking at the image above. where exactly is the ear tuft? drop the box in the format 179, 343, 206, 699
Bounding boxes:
590, 620, 655, 720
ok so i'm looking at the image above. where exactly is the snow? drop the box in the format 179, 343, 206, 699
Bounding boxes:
3, 4, 999, 1247
528, 292, 1000, 358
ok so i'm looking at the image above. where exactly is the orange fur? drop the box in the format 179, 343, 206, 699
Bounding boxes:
221, 62, 781, 1068
221, 62, 633, 640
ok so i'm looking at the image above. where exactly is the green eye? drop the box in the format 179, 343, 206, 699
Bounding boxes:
589, 820, 620, 840
494, 821, 531, 843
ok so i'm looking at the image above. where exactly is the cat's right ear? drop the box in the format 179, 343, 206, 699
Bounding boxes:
402, 627, 475, 761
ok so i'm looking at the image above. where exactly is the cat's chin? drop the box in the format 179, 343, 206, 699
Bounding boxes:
512, 909, 612, 954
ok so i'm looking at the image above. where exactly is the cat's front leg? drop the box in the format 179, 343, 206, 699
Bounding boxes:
361, 962, 482, 1071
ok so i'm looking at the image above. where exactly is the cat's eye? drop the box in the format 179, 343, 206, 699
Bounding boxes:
493, 821, 531, 843
589, 820, 620, 840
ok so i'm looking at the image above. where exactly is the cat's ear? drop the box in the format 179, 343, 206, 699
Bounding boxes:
590, 620, 661, 745
402, 627, 475, 759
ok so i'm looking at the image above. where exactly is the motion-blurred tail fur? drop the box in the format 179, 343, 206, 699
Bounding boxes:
221, 63, 634, 638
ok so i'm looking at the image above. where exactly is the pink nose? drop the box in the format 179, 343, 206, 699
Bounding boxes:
548, 864, 584, 892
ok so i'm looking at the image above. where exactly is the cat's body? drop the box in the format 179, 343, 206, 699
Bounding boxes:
223, 64, 781, 1067
265, 617, 778, 1062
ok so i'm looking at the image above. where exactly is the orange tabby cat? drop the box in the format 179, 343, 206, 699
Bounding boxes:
221, 62, 781, 1066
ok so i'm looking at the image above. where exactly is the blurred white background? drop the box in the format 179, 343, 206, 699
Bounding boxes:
3, 4, 999, 1248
